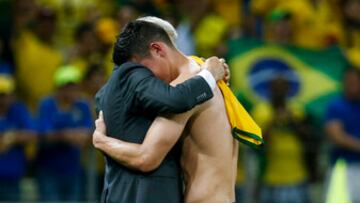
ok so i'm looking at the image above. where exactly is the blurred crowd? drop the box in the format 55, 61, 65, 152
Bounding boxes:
0, 0, 360, 202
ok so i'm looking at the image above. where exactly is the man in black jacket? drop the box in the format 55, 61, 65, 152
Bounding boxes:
95, 20, 226, 203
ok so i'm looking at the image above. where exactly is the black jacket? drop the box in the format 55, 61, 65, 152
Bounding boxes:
95, 62, 213, 203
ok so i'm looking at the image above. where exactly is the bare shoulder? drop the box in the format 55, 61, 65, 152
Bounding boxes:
191, 87, 223, 120
171, 62, 201, 86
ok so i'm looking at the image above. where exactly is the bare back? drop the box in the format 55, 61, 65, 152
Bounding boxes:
178, 63, 239, 203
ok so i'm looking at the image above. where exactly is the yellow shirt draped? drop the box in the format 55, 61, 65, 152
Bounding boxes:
191, 56, 263, 148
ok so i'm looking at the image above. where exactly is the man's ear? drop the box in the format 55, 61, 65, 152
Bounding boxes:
150, 42, 166, 57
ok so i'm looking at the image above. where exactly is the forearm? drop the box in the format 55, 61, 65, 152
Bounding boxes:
94, 136, 148, 171
331, 132, 360, 152
13, 131, 37, 143
2, 131, 36, 144
326, 122, 360, 152
45, 128, 90, 143
44, 132, 67, 142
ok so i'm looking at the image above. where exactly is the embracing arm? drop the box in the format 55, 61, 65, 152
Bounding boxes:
93, 111, 192, 172
134, 57, 226, 113
135, 73, 212, 113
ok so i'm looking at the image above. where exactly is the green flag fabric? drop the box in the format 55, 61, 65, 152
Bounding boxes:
227, 38, 348, 121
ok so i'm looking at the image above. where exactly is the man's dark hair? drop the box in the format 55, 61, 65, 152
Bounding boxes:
112, 20, 174, 66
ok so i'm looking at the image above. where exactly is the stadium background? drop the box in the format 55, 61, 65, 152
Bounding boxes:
0, 0, 359, 202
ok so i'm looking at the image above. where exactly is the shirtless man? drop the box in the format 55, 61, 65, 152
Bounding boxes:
93, 17, 238, 202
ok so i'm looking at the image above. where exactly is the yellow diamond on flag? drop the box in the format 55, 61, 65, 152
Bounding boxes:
230, 45, 340, 105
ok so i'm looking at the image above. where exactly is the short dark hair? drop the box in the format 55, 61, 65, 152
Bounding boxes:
112, 20, 174, 66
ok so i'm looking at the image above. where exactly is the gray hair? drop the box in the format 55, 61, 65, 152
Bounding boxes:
136, 16, 178, 46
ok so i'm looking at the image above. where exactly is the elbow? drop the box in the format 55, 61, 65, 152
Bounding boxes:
135, 155, 160, 172
331, 136, 348, 148
327, 132, 347, 148
169, 99, 193, 114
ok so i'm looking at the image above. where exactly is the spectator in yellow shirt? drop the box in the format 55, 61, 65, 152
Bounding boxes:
13, 8, 63, 111
68, 23, 101, 77
252, 76, 309, 203
253, 0, 343, 49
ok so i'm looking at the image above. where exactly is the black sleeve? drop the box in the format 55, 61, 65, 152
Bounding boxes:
131, 68, 213, 114
94, 85, 106, 115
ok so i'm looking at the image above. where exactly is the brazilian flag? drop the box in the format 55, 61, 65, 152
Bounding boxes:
227, 38, 348, 122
